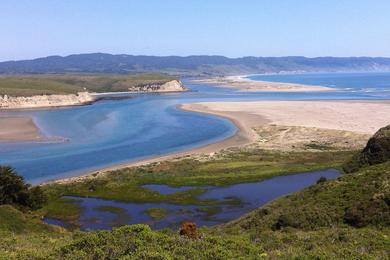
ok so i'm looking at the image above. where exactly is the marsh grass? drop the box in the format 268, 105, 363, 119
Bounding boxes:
41, 150, 353, 222
146, 208, 169, 220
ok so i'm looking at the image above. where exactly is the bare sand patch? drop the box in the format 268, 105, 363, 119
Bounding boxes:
0, 117, 44, 142
180, 100, 390, 152
252, 125, 370, 152
184, 101, 390, 134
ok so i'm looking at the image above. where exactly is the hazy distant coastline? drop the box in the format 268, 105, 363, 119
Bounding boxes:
1, 53, 390, 76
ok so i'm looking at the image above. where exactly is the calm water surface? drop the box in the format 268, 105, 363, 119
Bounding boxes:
0, 72, 389, 183
44, 169, 340, 230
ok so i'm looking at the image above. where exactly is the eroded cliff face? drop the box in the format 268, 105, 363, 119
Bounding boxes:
0, 92, 95, 109
127, 80, 186, 92
0, 80, 186, 109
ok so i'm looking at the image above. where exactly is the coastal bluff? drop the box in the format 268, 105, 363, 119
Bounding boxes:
0, 80, 185, 109
127, 79, 185, 92
0, 92, 95, 109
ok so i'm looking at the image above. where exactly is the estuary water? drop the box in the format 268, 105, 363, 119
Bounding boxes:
44, 168, 340, 230
1, 72, 390, 183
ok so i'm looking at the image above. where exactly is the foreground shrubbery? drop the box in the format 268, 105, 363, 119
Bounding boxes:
56, 225, 264, 259
0, 166, 47, 210
1, 126, 390, 259
344, 125, 390, 173
223, 161, 390, 232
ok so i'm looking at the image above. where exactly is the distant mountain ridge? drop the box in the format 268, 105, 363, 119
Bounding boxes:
1, 53, 390, 76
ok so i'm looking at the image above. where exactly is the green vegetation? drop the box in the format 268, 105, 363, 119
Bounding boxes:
0, 166, 47, 210
0, 205, 72, 259
146, 208, 169, 220
57, 224, 266, 259
344, 125, 390, 173
304, 142, 333, 150
1, 157, 389, 259
223, 161, 390, 232
214, 161, 390, 258
37, 197, 81, 225
0, 128, 389, 258
196, 206, 222, 216
95, 205, 125, 214
41, 150, 352, 221
0, 73, 175, 96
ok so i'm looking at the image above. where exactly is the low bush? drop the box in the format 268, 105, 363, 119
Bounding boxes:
0, 166, 47, 209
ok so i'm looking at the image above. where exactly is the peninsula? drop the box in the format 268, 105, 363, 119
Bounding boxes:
0, 74, 185, 109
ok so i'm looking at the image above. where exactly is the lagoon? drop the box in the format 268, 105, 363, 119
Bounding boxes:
44, 168, 340, 230
0, 72, 390, 183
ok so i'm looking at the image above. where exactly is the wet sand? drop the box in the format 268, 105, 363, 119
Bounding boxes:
0, 117, 44, 142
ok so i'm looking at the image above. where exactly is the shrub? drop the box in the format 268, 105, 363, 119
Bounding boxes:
344, 200, 390, 228
0, 165, 47, 209
316, 176, 327, 184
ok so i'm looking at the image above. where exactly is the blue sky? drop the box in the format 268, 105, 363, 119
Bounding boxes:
1, 0, 390, 61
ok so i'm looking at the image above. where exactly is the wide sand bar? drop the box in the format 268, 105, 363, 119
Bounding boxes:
0, 117, 44, 142
181, 100, 390, 134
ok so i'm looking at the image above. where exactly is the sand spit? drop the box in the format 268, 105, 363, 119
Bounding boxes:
192, 75, 334, 92
0, 117, 45, 142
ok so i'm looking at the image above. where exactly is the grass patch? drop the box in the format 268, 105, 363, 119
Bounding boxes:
196, 206, 222, 216
304, 142, 333, 150
37, 197, 82, 223
0, 73, 176, 96
0, 205, 71, 259
146, 208, 169, 220
95, 205, 125, 214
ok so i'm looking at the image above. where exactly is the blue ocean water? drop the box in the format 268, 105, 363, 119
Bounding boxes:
1, 72, 390, 183
247, 72, 390, 99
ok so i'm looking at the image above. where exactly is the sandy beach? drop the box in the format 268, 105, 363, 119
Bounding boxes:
49, 99, 390, 185
0, 117, 44, 142
192, 75, 334, 92
183, 100, 390, 134
179, 100, 390, 152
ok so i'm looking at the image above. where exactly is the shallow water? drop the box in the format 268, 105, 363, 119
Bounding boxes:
44, 168, 340, 230
0, 72, 389, 183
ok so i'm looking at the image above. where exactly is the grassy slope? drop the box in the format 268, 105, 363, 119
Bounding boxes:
41, 150, 352, 221
217, 161, 390, 258
0, 73, 175, 96
0, 205, 72, 259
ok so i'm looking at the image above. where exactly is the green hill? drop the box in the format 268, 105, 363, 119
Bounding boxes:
0, 73, 175, 97
1, 53, 390, 76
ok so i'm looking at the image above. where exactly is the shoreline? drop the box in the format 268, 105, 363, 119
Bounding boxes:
191, 75, 335, 92
41, 99, 390, 185
45, 104, 268, 185
0, 117, 46, 142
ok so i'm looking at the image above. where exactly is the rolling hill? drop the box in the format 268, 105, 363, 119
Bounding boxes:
1, 53, 390, 76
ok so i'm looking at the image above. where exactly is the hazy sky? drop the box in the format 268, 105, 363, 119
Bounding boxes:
1, 0, 390, 61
